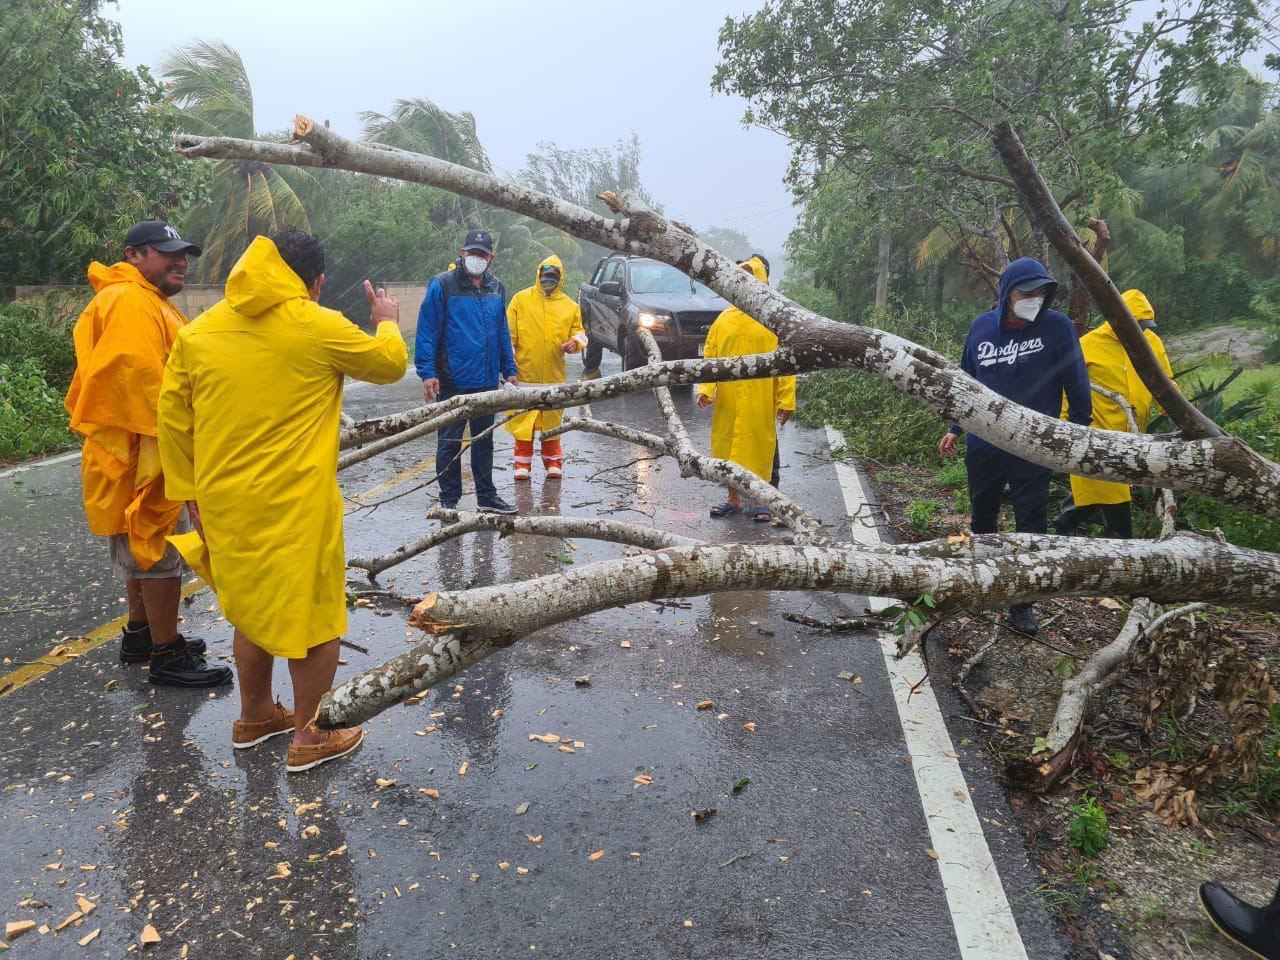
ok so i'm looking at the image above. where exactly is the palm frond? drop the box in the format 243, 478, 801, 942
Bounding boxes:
914, 225, 960, 268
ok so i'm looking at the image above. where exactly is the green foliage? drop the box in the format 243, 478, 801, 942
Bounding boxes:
313, 174, 462, 320
1165, 256, 1259, 331
0, 293, 83, 392
518, 135, 654, 277
935, 461, 968, 489
1265, 331, 1280, 365
797, 303, 959, 465
905, 500, 940, 536
1067, 795, 1110, 857
0, 293, 83, 462
161, 41, 322, 281
0, 0, 203, 285
0, 360, 73, 462
716, 0, 1261, 320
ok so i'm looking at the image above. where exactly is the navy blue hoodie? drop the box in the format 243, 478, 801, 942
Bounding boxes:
949, 258, 1091, 457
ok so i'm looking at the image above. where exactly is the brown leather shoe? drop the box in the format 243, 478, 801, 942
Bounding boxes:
286, 726, 364, 774
232, 700, 295, 750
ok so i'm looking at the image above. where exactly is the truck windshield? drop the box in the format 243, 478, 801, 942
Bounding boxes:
628, 262, 712, 296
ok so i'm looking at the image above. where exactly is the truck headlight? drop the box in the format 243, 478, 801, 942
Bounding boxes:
637, 312, 667, 329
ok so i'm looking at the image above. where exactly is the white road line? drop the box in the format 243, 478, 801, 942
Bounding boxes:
824, 426, 1029, 960
0, 448, 81, 481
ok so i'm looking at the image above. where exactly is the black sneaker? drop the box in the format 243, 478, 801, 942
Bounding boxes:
149, 636, 232, 688
121, 622, 207, 664
476, 496, 517, 515
439, 500, 458, 512
1009, 603, 1039, 637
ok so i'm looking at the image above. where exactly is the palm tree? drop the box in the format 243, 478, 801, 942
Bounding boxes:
1204, 71, 1280, 262
363, 96, 579, 279
361, 97, 492, 172
161, 41, 322, 280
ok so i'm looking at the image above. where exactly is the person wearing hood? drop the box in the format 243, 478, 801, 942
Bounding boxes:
158, 231, 407, 773
938, 257, 1091, 636
415, 229, 519, 515
696, 256, 796, 522
1053, 288, 1175, 539
504, 255, 587, 479
64, 220, 230, 688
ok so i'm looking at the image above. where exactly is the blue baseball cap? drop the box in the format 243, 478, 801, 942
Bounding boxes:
463, 230, 494, 255
1013, 277, 1054, 293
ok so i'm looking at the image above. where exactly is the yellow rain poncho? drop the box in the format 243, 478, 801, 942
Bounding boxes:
504, 254, 586, 441
1066, 288, 1174, 506
695, 257, 796, 480
157, 237, 407, 658
64, 262, 188, 569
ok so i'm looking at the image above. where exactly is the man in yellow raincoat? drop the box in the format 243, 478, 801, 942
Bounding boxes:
65, 220, 230, 688
1054, 288, 1175, 539
505, 255, 587, 479
695, 256, 796, 522
158, 232, 406, 773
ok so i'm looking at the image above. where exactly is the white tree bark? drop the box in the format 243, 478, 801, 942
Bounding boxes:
172, 117, 1280, 744
317, 533, 1280, 728
176, 119, 1280, 523
350, 509, 698, 578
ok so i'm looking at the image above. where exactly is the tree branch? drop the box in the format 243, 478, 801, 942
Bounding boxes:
349, 509, 698, 578
176, 121, 1280, 523
992, 121, 1223, 440
317, 533, 1280, 728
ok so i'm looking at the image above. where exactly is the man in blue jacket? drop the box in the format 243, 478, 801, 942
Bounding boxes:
938, 257, 1091, 636
416, 229, 518, 514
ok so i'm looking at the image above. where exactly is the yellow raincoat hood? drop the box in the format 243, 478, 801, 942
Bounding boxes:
1122, 288, 1155, 323
536, 254, 568, 298
225, 236, 313, 317
504, 254, 586, 441
739, 256, 768, 284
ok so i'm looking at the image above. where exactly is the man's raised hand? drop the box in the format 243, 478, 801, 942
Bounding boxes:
365, 280, 400, 325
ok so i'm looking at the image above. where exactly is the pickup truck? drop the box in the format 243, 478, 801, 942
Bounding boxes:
577, 254, 729, 369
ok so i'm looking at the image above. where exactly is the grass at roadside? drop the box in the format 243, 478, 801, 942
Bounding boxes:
0, 292, 82, 464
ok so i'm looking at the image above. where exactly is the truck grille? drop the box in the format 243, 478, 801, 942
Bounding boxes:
675, 311, 720, 336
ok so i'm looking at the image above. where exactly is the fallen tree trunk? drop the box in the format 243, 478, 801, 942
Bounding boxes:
316, 533, 1280, 728
349, 509, 698, 578
176, 119, 1280, 523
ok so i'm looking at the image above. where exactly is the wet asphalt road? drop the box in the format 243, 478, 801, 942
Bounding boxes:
0, 355, 1070, 959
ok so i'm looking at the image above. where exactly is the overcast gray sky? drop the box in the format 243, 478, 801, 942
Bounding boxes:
108, 0, 798, 254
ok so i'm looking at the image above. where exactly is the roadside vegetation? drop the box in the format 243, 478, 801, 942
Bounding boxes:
0, 293, 81, 463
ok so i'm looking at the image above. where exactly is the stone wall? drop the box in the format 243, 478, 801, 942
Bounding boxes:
15, 282, 429, 334
15, 283, 225, 320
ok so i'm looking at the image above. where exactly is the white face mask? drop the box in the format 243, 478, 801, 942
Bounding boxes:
464, 255, 489, 277
1012, 296, 1044, 321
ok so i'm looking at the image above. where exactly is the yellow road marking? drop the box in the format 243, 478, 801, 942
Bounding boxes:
0, 580, 206, 699
350, 456, 437, 505
0, 451, 440, 699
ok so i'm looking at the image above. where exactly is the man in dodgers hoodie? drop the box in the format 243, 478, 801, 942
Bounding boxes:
938, 257, 1091, 636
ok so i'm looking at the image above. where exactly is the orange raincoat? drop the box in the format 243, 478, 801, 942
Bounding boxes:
64, 262, 187, 569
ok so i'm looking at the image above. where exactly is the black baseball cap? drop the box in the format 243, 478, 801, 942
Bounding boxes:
463, 229, 494, 255
124, 220, 202, 256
